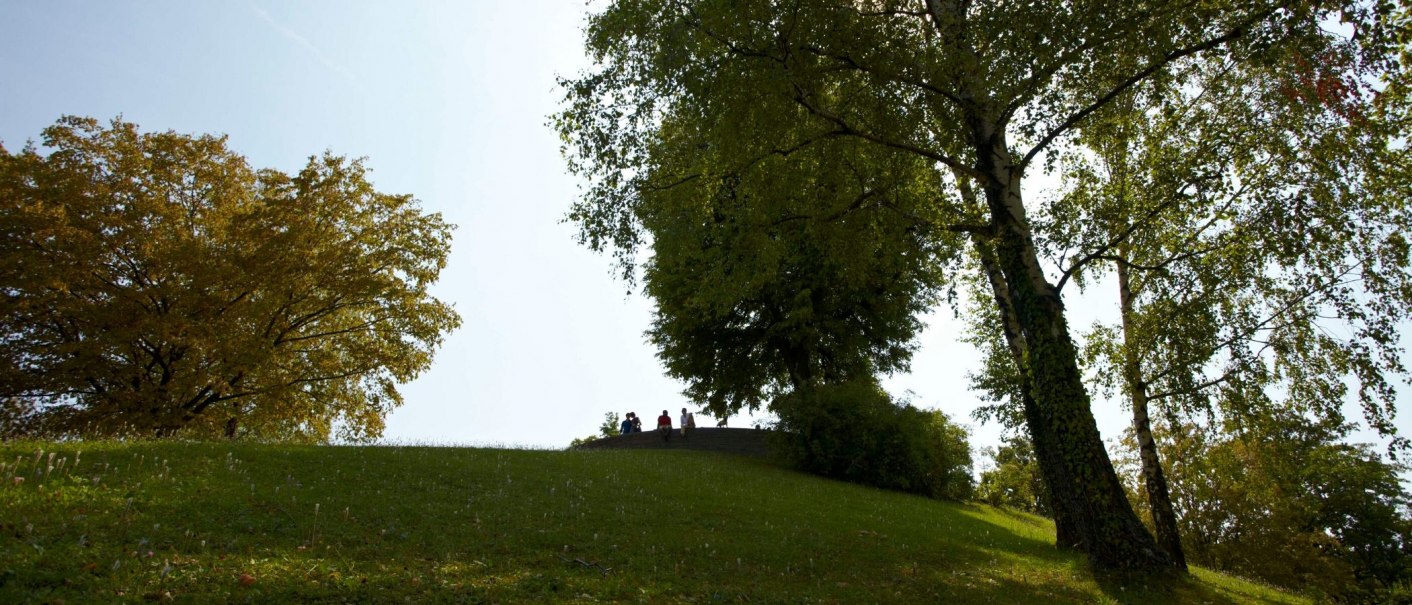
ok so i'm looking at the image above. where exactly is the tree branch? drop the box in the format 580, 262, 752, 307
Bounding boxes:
789, 86, 982, 180
1055, 197, 1180, 293
796, 45, 966, 108
279, 316, 391, 344
1019, 8, 1279, 169
1146, 264, 1365, 386
1147, 370, 1237, 403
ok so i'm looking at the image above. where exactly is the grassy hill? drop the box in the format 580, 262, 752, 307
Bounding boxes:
1, 441, 1301, 604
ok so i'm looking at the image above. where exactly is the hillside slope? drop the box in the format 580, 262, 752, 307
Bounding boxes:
0, 441, 1300, 603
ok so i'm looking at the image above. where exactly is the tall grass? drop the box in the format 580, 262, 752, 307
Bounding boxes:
0, 441, 1301, 603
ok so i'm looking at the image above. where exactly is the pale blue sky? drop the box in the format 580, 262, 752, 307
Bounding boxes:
0, 1, 1402, 457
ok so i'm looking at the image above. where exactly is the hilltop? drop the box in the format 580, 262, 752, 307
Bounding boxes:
0, 441, 1300, 603
575, 427, 772, 457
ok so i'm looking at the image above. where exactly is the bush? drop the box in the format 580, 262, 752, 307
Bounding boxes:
769, 380, 973, 500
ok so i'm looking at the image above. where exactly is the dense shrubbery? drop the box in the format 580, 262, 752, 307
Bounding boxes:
769, 380, 973, 501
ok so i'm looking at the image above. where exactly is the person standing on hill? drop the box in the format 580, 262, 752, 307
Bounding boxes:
620, 412, 634, 435
680, 408, 695, 439
657, 410, 672, 442
630, 412, 642, 433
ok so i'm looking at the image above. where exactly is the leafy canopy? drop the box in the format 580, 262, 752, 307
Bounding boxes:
640, 122, 958, 415
0, 117, 461, 441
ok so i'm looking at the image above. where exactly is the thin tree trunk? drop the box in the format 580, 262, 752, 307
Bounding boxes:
1117, 256, 1188, 570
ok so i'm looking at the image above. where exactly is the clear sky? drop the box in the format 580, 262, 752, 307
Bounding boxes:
0, 1, 1403, 457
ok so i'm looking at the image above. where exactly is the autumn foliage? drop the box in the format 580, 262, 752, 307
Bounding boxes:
0, 117, 460, 441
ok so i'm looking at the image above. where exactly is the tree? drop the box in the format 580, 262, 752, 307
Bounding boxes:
0, 116, 460, 441
1116, 414, 1412, 601
559, 0, 1404, 570
976, 435, 1051, 517
639, 118, 957, 416
570, 411, 623, 447
960, 246, 1082, 548
1028, 27, 1412, 570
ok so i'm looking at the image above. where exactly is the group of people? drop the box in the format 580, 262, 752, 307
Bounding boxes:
620, 408, 696, 441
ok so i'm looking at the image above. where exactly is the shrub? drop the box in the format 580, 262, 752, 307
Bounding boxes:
769, 380, 973, 500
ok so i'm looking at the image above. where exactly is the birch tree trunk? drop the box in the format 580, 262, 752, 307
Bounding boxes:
1117, 256, 1189, 569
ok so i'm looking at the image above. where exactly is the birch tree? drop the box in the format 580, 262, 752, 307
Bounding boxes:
557, 0, 1401, 570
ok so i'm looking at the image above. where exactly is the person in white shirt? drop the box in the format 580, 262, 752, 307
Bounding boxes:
680, 408, 695, 438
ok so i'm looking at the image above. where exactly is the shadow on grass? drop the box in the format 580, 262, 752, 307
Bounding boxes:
0, 442, 1302, 604
1091, 567, 1298, 605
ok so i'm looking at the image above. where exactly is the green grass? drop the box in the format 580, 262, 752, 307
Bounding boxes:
0, 441, 1302, 604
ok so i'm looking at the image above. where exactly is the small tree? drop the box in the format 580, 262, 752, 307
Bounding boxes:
569, 412, 623, 448
976, 436, 1051, 517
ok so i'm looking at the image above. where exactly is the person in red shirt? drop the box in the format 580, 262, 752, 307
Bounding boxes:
657, 410, 672, 442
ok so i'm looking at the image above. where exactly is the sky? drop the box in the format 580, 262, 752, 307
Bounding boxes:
0, 1, 1404, 459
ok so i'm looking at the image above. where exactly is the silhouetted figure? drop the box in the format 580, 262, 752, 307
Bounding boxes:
657, 410, 672, 442
620, 412, 634, 435
630, 412, 642, 433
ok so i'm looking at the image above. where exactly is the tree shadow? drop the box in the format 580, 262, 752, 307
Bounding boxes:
0, 442, 1301, 604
